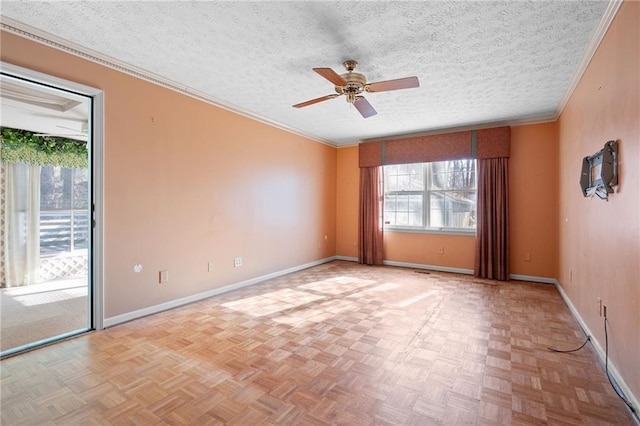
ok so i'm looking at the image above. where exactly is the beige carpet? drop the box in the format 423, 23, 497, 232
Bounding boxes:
0, 276, 89, 353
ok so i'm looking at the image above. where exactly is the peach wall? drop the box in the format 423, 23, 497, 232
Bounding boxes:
557, 1, 639, 400
336, 146, 359, 257
509, 123, 559, 279
1, 32, 337, 318
384, 232, 475, 270
336, 126, 559, 277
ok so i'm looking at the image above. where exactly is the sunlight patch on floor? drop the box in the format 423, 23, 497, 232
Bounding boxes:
273, 299, 361, 326
395, 290, 439, 307
12, 287, 88, 307
221, 289, 326, 317
298, 276, 375, 295
365, 282, 400, 292
1, 276, 88, 307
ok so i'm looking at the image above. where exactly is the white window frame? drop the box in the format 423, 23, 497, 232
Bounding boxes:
383, 160, 477, 235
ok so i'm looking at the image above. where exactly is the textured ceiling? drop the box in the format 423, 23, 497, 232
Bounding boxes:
0, 1, 613, 146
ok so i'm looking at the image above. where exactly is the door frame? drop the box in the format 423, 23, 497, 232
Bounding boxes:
1, 61, 104, 330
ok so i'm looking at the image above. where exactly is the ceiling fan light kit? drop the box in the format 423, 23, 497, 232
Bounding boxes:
293, 60, 419, 118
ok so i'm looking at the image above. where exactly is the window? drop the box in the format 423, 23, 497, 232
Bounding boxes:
40, 166, 89, 256
383, 159, 477, 232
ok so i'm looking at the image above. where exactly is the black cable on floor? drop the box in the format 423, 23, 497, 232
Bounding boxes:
548, 335, 590, 353
547, 313, 638, 422
604, 316, 637, 417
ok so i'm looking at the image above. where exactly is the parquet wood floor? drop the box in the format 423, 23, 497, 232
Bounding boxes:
1, 261, 635, 425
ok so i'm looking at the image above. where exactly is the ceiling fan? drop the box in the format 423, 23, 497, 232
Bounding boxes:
293, 60, 419, 118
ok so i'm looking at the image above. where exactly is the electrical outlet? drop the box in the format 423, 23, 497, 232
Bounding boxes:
159, 270, 169, 284
438, 247, 444, 255
234, 257, 242, 267
208, 262, 215, 272
524, 252, 531, 262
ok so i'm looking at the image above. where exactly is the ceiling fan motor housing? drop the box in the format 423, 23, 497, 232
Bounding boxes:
335, 72, 367, 103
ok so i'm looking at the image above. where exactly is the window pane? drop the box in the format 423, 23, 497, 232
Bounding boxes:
396, 212, 409, 226
385, 174, 398, 192
40, 166, 89, 255
429, 160, 476, 190
409, 211, 422, 227
396, 195, 409, 212
433, 190, 477, 228
448, 190, 476, 228
384, 163, 423, 191
384, 165, 400, 192
450, 160, 475, 190
41, 166, 71, 210
383, 195, 397, 225
73, 211, 89, 249
397, 174, 410, 190
429, 192, 444, 210
383, 211, 394, 225
406, 163, 423, 175
408, 195, 423, 226
40, 211, 72, 254
73, 168, 89, 209
384, 160, 476, 230
429, 193, 444, 227
384, 193, 423, 226
384, 195, 397, 212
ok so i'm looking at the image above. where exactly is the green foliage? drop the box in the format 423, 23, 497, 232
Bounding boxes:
0, 127, 88, 168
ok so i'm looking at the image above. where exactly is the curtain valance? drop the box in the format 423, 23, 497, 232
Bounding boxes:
359, 126, 510, 167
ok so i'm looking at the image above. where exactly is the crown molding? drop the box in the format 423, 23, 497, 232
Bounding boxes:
554, 0, 623, 119
0, 16, 337, 148
352, 113, 557, 146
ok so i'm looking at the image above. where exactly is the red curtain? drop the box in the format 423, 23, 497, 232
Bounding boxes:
475, 158, 509, 280
358, 167, 384, 265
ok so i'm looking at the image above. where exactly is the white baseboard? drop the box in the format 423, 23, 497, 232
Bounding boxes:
509, 274, 557, 284
335, 255, 358, 262
554, 281, 639, 418
332, 258, 563, 286
383, 260, 474, 275
104, 256, 337, 328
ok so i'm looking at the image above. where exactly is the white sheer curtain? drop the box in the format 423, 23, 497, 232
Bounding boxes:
2, 162, 41, 287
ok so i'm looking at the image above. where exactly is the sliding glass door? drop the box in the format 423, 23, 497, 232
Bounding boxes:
0, 68, 99, 357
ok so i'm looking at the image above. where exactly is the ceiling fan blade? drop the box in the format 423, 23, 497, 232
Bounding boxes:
366, 76, 419, 92
354, 96, 377, 118
293, 94, 339, 108
313, 68, 347, 86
